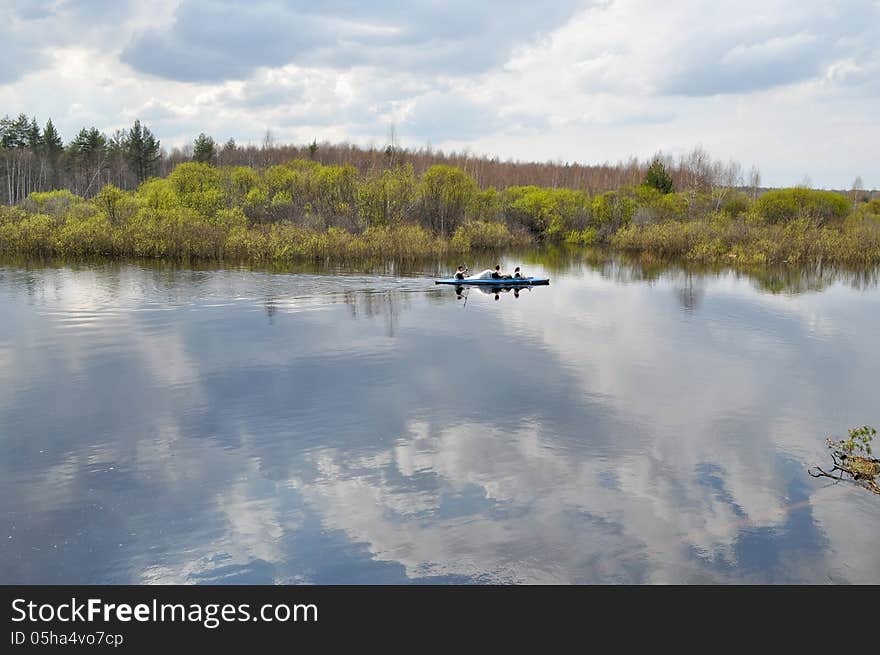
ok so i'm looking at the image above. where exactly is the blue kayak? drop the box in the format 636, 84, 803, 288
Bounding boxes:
435, 277, 550, 286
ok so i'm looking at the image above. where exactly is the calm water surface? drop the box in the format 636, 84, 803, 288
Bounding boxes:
1, 255, 879, 583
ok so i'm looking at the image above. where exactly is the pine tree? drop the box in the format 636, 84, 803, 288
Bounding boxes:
42, 118, 64, 188
644, 157, 674, 194
123, 119, 161, 183
193, 133, 216, 163
68, 127, 108, 196
1, 114, 30, 148
42, 119, 63, 160
26, 117, 42, 151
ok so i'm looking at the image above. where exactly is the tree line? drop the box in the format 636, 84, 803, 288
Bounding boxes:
1, 114, 160, 204
14, 113, 858, 207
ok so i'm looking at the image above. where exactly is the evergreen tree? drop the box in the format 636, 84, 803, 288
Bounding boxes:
1, 114, 30, 148
70, 127, 107, 161
193, 133, 216, 163
26, 117, 42, 152
644, 157, 674, 194
123, 119, 161, 183
107, 130, 129, 187
42, 118, 64, 187
68, 127, 108, 195
42, 119, 64, 160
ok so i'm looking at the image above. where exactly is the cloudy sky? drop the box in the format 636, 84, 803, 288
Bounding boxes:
1, 0, 878, 188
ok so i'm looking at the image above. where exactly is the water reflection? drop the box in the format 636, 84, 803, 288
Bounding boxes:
449, 284, 538, 303
1, 255, 879, 584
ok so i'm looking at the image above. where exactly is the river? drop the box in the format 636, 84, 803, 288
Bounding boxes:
1, 254, 878, 583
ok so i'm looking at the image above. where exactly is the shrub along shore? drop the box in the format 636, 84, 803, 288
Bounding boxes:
1, 160, 878, 267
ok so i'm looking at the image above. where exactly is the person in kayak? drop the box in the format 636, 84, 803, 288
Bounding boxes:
453, 265, 468, 280
491, 264, 512, 280
513, 267, 524, 279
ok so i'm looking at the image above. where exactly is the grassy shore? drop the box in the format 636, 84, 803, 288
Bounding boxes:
1, 160, 878, 267
613, 213, 880, 267
0, 214, 534, 264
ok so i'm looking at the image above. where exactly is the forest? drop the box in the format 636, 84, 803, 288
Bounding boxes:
2, 113, 879, 266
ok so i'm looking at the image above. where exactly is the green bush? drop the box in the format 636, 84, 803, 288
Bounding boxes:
503, 186, 590, 241
592, 191, 636, 237
450, 220, 524, 251
564, 228, 598, 245
168, 162, 224, 216
720, 191, 751, 218
754, 188, 850, 226
416, 165, 478, 236
19, 190, 83, 217
644, 158, 674, 194
357, 165, 417, 228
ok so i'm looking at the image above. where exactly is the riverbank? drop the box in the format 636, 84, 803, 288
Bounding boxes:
1, 161, 879, 267
613, 214, 880, 267
0, 208, 531, 263
3, 204, 879, 268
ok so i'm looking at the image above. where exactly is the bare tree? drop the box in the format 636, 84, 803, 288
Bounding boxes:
679, 145, 714, 196
262, 129, 275, 167
711, 159, 743, 211
747, 165, 761, 200
851, 175, 864, 204
385, 123, 398, 169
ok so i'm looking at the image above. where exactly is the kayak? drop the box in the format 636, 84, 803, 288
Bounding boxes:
435, 277, 550, 286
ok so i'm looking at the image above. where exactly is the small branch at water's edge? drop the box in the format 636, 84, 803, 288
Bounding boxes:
809, 427, 880, 496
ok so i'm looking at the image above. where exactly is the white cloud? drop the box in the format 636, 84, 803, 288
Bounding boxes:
0, 0, 877, 187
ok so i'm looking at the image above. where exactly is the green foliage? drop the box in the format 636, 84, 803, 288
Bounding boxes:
245, 186, 268, 213
265, 165, 297, 195
313, 164, 360, 229
94, 184, 135, 225
167, 162, 224, 216
68, 127, 107, 168
19, 190, 83, 216
4, 213, 57, 255
213, 207, 248, 231
471, 187, 503, 222
812, 426, 879, 494
0, 113, 32, 148
5, 156, 879, 268
123, 119, 161, 183
357, 165, 416, 227
591, 191, 636, 237
644, 158, 674, 194
838, 426, 876, 457
193, 133, 216, 163
503, 186, 590, 241
417, 165, 478, 236
613, 212, 880, 266
631, 187, 691, 224
720, 191, 751, 218
137, 178, 180, 211
222, 166, 262, 211
450, 220, 526, 251
564, 228, 598, 245
56, 213, 115, 256
271, 190, 293, 209
754, 188, 850, 226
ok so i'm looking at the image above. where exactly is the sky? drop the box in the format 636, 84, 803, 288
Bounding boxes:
1, 0, 878, 188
